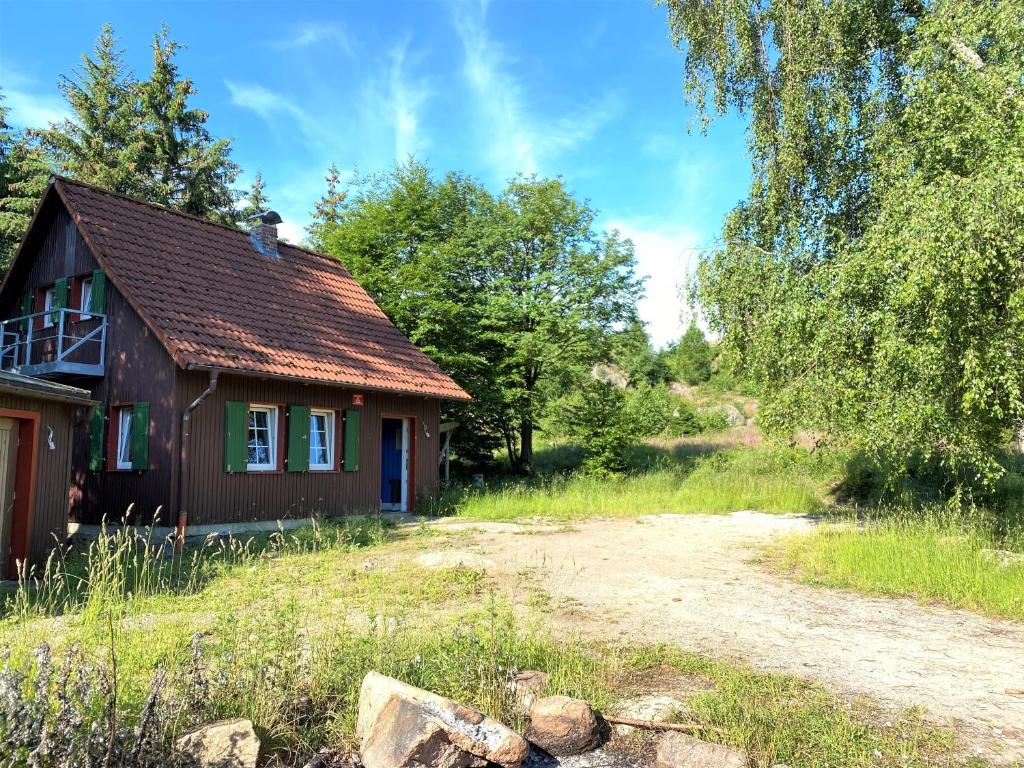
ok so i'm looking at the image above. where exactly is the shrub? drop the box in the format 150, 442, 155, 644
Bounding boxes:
623, 384, 702, 438
549, 380, 635, 475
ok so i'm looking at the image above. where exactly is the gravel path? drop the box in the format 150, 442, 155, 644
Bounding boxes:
429, 513, 1024, 765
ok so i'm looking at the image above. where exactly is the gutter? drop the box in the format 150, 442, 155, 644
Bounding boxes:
177, 370, 219, 549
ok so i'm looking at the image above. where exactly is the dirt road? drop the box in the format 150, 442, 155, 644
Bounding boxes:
429, 513, 1024, 765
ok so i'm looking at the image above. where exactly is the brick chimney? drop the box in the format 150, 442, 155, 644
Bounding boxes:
249, 211, 283, 258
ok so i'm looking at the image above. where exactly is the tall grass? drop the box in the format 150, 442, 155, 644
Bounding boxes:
3, 516, 389, 623
428, 446, 836, 520
769, 507, 1024, 621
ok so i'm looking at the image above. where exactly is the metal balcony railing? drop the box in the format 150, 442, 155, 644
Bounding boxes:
0, 308, 107, 377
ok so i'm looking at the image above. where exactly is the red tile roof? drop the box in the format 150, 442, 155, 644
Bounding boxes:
53, 178, 470, 401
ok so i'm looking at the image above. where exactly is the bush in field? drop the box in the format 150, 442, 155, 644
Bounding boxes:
549, 379, 635, 475
623, 384, 702, 438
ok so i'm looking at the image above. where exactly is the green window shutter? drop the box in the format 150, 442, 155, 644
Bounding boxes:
88, 409, 105, 471
52, 277, 69, 324
224, 401, 248, 473
286, 405, 310, 472
19, 291, 31, 333
88, 270, 107, 314
343, 409, 361, 472
130, 401, 150, 470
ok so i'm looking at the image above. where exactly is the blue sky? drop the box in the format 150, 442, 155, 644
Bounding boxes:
1, 0, 750, 348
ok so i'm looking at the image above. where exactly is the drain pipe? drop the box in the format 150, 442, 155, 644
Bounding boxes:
177, 369, 219, 550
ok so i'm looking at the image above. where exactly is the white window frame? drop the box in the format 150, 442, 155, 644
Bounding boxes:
309, 409, 335, 471
247, 405, 278, 472
42, 287, 55, 329
80, 277, 93, 320
116, 407, 133, 470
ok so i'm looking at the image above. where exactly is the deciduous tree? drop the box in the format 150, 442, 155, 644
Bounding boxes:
666, 0, 1024, 489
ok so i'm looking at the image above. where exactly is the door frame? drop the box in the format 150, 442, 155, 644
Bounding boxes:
0, 408, 39, 580
380, 415, 415, 513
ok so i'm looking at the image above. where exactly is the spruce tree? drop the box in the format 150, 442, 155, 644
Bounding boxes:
0, 93, 52, 268
138, 25, 239, 222
307, 164, 346, 247
35, 24, 145, 195
238, 173, 271, 229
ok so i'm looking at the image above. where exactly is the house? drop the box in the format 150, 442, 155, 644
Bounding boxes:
0, 176, 470, 538
0, 369, 94, 577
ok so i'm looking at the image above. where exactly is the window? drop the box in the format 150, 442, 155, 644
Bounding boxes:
247, 405, 278, 471
116, 407, 133, 470
42, 286, 55, 328
80, 277, 93, 319
309, 410, 335, 470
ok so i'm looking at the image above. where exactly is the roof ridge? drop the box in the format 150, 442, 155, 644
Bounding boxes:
53, 175, 352, 273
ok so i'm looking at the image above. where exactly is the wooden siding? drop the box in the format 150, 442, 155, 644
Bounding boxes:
178, 371, 441, 525
4, 206, 178, 525
0, 392, 82, 565
3, 202, 446, 528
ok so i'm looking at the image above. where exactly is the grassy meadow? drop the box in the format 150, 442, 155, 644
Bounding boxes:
0, 519, 979, 768
767, 507, 1024, 621
425, 436, 837, 520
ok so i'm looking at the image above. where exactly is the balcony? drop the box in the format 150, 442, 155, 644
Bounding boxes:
0, 308, 107, 378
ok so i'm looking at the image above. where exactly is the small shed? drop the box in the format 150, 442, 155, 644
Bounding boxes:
0, 370, 94, 578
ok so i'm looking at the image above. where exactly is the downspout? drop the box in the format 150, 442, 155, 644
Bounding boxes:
177, 369, 219, 550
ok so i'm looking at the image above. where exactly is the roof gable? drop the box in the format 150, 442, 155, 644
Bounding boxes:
43, 178, 469, 401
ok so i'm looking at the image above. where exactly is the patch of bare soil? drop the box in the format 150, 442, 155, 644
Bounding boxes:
426, 513, 1024, 766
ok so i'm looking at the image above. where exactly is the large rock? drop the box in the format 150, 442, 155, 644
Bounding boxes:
981, 548, 1024, 567
175, 718, 260, 768
357, 671, 528, 768
526, 696, 600, 757
655, 732, 747, 768
591, 364, 629, 389
701, 404, 745, 427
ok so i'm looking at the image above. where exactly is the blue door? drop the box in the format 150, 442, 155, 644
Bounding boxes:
381, 418, 404, 509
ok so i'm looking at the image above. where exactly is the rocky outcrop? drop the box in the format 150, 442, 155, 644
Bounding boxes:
175, 718, 260, 768
655, 732, 748, 768
357, 671, 529, 768
526, 696, 600, 757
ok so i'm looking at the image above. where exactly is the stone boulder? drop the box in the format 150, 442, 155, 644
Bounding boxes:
526, 696, 600, 757
591, 364, 629, 389
981, 548, 1024, 568
701, 404, 745, 427
655, 732, 747, 768
175, 718, 260, 768
357, 671, 528, 768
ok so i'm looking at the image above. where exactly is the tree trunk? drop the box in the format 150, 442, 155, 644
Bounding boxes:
520, 417, 534, 475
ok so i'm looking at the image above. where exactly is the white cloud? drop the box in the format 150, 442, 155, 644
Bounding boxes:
272, 22, 353, 55
224, 80, 325, 145
605, 219, 706, 349
276, 220, 306, 245
452, 0, 620, 180
361, 38, 430, 162
0, 64, 69, 129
